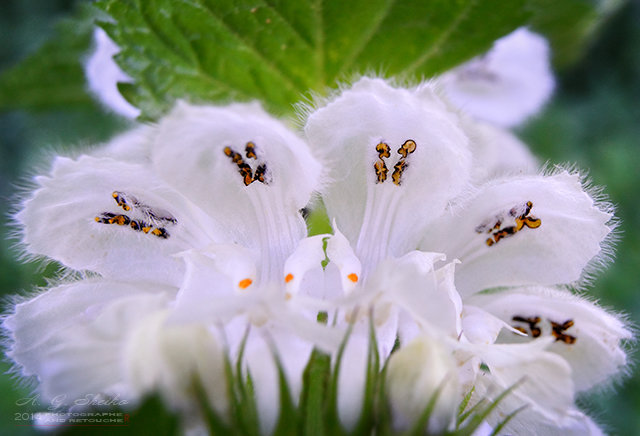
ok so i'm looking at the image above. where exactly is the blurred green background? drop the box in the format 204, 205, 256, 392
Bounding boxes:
1, 0, 639, 434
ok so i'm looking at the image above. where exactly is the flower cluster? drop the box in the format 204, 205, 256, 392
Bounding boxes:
2, 29, 630, 436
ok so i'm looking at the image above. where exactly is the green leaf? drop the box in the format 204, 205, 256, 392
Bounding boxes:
95, 0, 530, 118
0, 4, 99, 111
529, 0, 624, 69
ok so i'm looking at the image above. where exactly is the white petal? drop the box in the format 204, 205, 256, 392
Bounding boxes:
3, 280, 175, 403
124, 311, 227, 414
305, 77, 472, 267
92, 125, 155, 164
337, 331, 368, 430
153, 102, 321, 284
468, 286, 631, 391
325, 225, 362, 294
461, 305, 520, 345
85, 28, 140, 119
283, 234, 328, 296
463, 119, 538, 183
243, 327, 314, 435
441, 28, 554, 127
468, 340, 574, 426
18, 155, 220, 286
386, 334, 459, 433
421, 171, 612, 295
368, 253, 462, 339
498, 407, 605, 436
168, 245, 260, 326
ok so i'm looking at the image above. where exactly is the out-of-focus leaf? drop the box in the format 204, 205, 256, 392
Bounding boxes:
95, 0, 530, 118
529, 0, 624, 68
0, 4, 99, 111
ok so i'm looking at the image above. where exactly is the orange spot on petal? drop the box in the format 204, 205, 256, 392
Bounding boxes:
238, 278, 253, 289
285, 273, 294, 283
347, 273, 359, 283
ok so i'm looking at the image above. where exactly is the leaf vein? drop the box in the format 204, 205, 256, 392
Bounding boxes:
402, 0, 477, 74
261, 0, 315, 47
196, 0, 305, 94
334, 0, 397, 79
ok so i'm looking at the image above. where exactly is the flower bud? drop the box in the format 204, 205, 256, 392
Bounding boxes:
386, 334, 459, 433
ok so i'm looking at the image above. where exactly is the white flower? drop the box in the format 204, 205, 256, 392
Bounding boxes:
85, 28, 140, 119
305, 77, 471, 427
440, 27, 555, 127
461, 118, 538, 184
303, 77, 627, 433
3, 101, 338, 432
466, 286, 631, 392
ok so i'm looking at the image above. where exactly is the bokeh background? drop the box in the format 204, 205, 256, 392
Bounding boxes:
1, 0, 638, 434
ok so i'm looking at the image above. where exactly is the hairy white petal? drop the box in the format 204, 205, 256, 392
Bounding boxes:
124, 311, 227, 414
85, 28, 140, 119
3, 280, 175, 403
468, 286, 631, 391
92, 125, 155, 164
153, 102, 320, 284
305, 77, 472, 265
499, 407, 605, 436
18, 155, 220, 286
422, 172, 612, 295
441, 28, 554, 127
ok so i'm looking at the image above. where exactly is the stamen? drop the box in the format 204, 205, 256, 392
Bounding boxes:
96, 192, 175, 239
111, 191, 177, 225
284, 273, 294, 283
477, 200, 541, 247
550, 319, 577, 344
397, 139, 417, 158
95, 212, 131, 226
391, 160, 407, 186
238, 278, 253, 289
512, 315, 542, 338
223, 143, 269, 186
347, 273, 359, 283
372, 139, 417, 186
511, 315, 577, 345
245, 141, 258, 159
374, 160, 388, 183
112, 191, 131, 211
375, 142, 391, 158
253, 163, 267, 184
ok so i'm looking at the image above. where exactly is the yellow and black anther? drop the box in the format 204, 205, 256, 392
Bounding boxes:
479, 200, 542, 247
511, 315, 577, 345
95, 191, 173, 239
551, 319, 577, 344
112, 191, 132, 211
512, 315, 542, 338
245, 141, 258, 160
373, 139, 416, 185
224, 142, 269, 186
